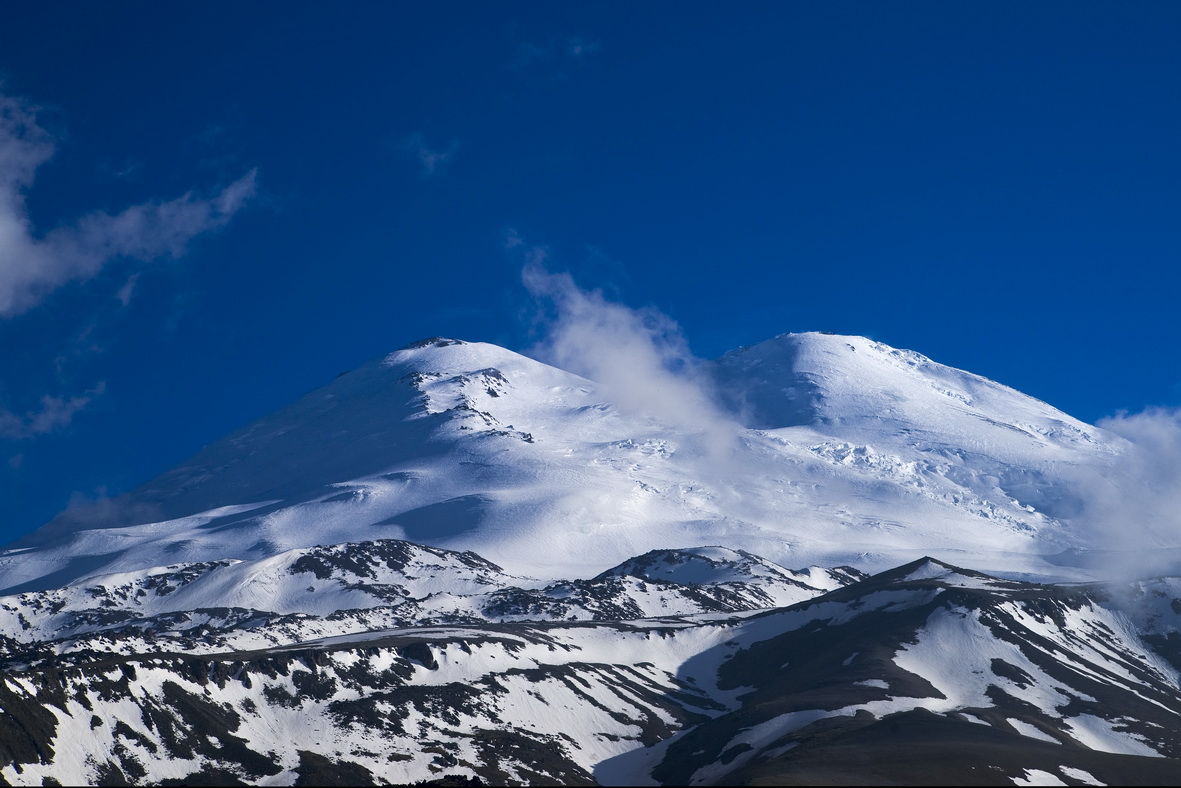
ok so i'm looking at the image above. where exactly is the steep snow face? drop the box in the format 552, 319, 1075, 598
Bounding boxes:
0, 334, 1137, 591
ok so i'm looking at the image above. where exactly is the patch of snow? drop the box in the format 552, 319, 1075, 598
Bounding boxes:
1008, 718, 1059, 744
1057, 766, 1104, 786
1060, 714, 1162, 757
1012, 769, 1067, 786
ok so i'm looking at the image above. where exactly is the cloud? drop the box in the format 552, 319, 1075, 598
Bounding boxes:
0, 92, 257, 317
403, 133, 458, 179
1093, 408, 1181, 543
1054, 407, 1181, 578
115, 272, 139, 307
512, 232, 738, 466
0, 382, 105, 440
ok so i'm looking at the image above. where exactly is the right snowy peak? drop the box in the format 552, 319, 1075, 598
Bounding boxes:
712, 332, 1109, 454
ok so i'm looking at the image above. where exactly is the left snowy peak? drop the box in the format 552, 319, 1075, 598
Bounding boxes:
0, 336, 605, 591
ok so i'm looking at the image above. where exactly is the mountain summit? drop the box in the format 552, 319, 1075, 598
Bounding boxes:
0, 333, 1129, 592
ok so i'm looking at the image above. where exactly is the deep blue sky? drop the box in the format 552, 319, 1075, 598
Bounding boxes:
1, 1, 1179, 542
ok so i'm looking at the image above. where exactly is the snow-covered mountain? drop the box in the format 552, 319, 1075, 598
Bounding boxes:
0, 333, 1138, 594
3, 331, 1179, 785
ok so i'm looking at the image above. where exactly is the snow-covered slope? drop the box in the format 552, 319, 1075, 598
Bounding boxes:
0, 333, 1140, 593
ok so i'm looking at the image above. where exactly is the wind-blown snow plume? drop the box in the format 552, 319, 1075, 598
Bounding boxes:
518, 238, 739, 464
0, 92, 257, 316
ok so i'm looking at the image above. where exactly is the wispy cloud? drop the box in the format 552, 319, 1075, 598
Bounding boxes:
403, 132, 459, 179
0, 382, 105, 440
509, 230, 737, 465
1094, 408, 1181, 541
1049, 406, 1181, 577
0, 92, 257, 317
114, 273, 139, 307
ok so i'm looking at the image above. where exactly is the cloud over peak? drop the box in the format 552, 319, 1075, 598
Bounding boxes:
512, 232, 738, 468
0, 91, 257, 317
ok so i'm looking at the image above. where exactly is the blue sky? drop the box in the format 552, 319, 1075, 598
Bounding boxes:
1, 1, 1179, 542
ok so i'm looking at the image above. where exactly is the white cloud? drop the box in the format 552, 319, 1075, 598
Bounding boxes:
1093, 407, 1181, 542
513, 233, 738, 467
1057, 406, 1181, 577
0, 382, 105, 440
0, 92, 257, 317
404, 132, 458, 178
